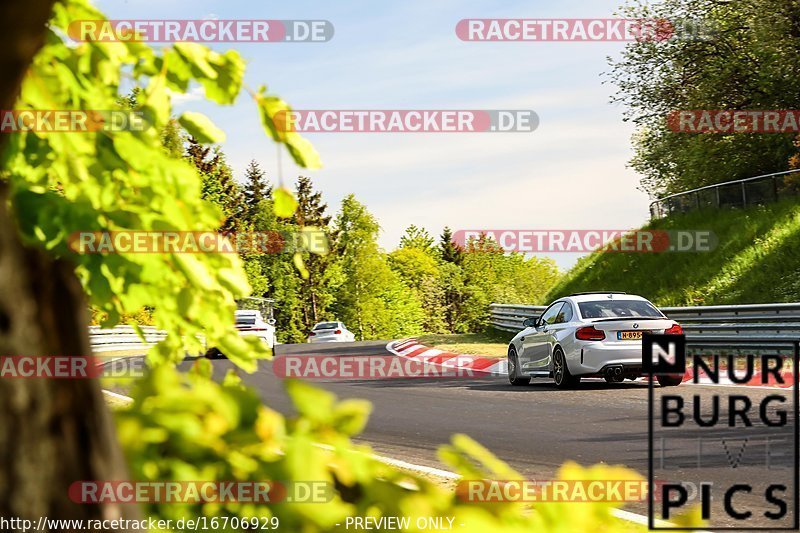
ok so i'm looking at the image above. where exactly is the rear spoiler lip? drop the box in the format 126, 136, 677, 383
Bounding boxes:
587, 316, 669, 323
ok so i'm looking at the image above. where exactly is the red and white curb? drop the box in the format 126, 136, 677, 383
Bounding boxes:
386, 339, 506, 376
386, 339, 796, 389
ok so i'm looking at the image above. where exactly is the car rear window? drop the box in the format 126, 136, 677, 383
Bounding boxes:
235, 314, 258, 325
578, 300, 663, 319
314, 322, 339, 330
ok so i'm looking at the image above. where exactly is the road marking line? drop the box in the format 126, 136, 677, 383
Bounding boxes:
361, 447, 697, 530
102, 389, 134, 404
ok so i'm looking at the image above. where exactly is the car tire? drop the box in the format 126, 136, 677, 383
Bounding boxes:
657, 374, 683, 387
553, 347, 580, 389
508, 347, 530, 386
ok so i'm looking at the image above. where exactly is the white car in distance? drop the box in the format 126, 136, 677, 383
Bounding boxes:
235, 310, 275, 349
308, 321, 356, 343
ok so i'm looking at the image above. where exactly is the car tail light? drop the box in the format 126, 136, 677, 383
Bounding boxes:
665, 323, 683, 335
309, 332, 316, 336
576, 326, 605, 341
334, 329, 342, 334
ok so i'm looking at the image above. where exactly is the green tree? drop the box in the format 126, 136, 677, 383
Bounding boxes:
388, 246, 448, 333
399, 224, 435, 252
186, 137, 247, 232
440, 226, 464, 265
242, 159, 271, 219
332, 196, 424, 339
161, 118, 185, 158
243, 197, 307, 342
293, 176, 335, 326
437, 227, 467, 331
460, 235, 560, 330
608, 0, 800, 197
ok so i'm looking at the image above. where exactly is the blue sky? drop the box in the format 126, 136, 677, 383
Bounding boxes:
99, 0, 649, 269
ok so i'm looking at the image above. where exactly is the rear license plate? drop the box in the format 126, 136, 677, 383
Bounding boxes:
618, 331, 643, 340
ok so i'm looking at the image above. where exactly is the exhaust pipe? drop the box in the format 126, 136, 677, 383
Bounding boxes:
605, 365, 625, 382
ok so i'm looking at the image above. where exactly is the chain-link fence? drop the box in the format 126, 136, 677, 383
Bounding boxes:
650, 169, 800, 219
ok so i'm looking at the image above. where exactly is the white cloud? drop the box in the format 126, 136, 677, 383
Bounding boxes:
169, 86, 206, 106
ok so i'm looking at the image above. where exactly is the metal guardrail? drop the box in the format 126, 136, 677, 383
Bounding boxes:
649, 169, 800, 219
88, 325, 165, 351
489, 302, 800, 341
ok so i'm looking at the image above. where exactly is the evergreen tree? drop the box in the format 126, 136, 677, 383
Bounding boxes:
185, 137, 247, 232
399, 224, 435, 252
293, 176, 331, 227
291, 176, 335, 326
243, 160, 271, 217
439, 226, 463, 265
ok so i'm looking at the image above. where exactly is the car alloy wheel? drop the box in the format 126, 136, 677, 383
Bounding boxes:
508, 347, 530, 386
553, 347, 579, 389
553, 351, 564, 384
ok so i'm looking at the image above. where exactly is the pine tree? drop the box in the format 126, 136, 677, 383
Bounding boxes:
243, 160, 271, 217
185, 137, 246, 232
440, 226, 463, 265
293, 176, 331, 227
399, 224, 434, 252
293, 176, 333, 325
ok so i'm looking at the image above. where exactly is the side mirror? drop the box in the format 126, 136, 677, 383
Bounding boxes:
522, 317, 537, 328
267, 318, 276, 326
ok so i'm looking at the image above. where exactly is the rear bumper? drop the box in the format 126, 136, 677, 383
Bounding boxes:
237, 330, 274, 348
571, 343, 645, 376
308, 336, 346, 343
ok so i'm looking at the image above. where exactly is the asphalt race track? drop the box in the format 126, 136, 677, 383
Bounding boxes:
177, 341, 797, 529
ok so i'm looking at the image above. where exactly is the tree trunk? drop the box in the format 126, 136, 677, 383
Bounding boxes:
0, 0, 135, 528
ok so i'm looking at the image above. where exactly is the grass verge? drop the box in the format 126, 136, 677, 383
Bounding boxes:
545, 199, 800, 306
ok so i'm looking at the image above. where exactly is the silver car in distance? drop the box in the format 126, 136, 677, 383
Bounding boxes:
307, 321, 356, 343
507, 292, 683, 388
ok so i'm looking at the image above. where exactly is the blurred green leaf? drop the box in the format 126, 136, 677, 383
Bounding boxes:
178, 111, 226, 144
273, 187, 298, 218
